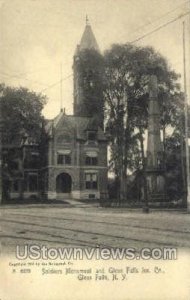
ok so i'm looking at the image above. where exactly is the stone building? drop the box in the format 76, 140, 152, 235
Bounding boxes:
3, 19, 108, 201
42, 112, 107, 200
2, 135, 40, 201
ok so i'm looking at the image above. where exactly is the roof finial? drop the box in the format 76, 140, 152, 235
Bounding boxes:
86, 15, 90, 26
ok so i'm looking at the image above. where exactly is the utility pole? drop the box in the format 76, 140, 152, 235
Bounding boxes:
0, 92, 2, 204
183, 21, 190, 212
60, 63, 63, 111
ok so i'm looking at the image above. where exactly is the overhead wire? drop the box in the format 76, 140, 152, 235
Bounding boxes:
131, 1, 189, 36
40, 9, 189, 95
0, 61, 70, 80
0, 66, 72, 90
130, 11, 190, 44
0, 71, 51, 87
40, 74, 73, 93
10, 61, 70, 77
1, 5, 189, 94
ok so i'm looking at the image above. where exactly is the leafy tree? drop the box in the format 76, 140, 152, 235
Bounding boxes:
0, 84, 47, 144
164, 133, 183, 201
103, 44, 184, 203
0, 84, 47, 202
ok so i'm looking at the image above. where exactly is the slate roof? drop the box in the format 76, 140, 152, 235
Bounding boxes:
74, 22, 100, 55
79, 24, 99, 52
45, 111, 106, 141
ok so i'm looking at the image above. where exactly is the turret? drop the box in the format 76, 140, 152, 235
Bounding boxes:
73, 17, 104, 128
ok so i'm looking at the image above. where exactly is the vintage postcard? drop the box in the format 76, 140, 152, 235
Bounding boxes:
0, 0, 190, 299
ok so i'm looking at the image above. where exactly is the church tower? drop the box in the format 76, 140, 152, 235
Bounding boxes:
73, 17, 104, 127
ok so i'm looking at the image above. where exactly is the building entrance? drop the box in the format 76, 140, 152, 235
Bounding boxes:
56, 173, 72, 193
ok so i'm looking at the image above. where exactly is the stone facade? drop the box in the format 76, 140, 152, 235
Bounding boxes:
42, 20, 108, 200
2, 137, 40, 201
4, 20, 108, 202
43, 113, 107, 200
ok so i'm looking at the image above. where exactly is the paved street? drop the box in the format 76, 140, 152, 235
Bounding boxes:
0, 200, 190, 254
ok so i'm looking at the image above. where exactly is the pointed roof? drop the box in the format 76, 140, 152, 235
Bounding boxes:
45, 113, 106, 141
79, 19, 99, 52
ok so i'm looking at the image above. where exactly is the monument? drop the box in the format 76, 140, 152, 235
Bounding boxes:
146, 75, 166, 203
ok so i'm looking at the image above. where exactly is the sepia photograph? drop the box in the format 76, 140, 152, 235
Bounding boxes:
0, 0, 190, 299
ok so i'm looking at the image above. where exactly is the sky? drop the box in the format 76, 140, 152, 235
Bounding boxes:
0, 0, 189, 119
